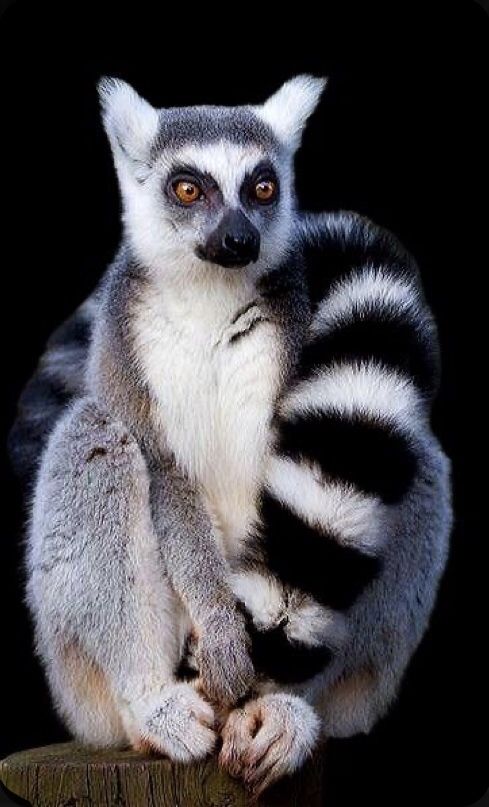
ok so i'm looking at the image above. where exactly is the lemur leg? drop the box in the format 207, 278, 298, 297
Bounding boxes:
313, 667, 384, 738
28, 398, 216, 761
219, 693, 320, 796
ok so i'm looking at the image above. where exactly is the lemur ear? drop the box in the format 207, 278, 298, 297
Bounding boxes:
256, 75, 327, 151
97, 77, 160, 173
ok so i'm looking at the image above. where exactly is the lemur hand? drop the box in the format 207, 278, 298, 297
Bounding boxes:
196, 606, 254, 707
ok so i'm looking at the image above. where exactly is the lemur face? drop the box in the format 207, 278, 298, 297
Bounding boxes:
159, 145, 281, 270
99, 75, 326, 280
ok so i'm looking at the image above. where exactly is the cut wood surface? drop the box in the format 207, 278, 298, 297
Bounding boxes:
0, 742, 325, 806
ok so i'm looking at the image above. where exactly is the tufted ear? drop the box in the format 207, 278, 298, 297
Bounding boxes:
97, 77, 160, 174
256, 74, 327, 151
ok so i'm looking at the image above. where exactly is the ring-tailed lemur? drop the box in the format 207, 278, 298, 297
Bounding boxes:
10, 76, 451, 795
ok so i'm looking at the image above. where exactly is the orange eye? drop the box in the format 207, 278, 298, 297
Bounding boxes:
254, 179, 277, 203
173, 179, 202, 204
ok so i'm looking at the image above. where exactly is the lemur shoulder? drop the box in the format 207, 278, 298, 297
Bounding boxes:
9, 76, 452, 796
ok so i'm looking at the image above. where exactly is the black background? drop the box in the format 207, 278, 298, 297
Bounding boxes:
0, 2, 488, 805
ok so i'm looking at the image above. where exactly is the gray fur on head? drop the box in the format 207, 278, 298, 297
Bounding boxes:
97, 75, 326, 280
98, 74, 327, 156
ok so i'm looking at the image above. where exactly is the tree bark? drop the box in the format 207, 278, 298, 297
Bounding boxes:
0, 742, 324, 806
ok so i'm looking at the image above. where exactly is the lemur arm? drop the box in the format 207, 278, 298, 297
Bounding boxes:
147, 453, 255, 706
10, 280, 255, 708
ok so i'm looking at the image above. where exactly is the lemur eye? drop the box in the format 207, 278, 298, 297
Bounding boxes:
173, 179, 202, 205
254, 179, 277, 204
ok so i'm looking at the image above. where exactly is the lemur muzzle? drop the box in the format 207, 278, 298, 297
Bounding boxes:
200, 209, 260, 268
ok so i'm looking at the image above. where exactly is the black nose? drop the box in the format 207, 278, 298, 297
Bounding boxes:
198, 209, 260, 268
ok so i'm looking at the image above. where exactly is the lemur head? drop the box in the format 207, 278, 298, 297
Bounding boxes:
99, 75, 326, 280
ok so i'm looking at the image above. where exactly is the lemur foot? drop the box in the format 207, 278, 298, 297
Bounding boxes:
128, 683, 217, 762
219, 693, 320, 796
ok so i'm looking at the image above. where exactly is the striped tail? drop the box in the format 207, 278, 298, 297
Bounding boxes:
8, 297, 96, 487
238, 211, 441, 685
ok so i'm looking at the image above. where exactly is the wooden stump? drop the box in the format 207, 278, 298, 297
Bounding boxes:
0, 742, 324, 806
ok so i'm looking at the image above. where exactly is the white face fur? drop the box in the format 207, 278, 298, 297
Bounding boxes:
99, 75, 327, 285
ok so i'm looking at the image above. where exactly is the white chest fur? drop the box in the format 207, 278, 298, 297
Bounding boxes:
132, 273, 283, 558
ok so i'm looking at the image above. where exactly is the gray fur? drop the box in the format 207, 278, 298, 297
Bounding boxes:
11, 76, 452, 790
151, 106, 281, 155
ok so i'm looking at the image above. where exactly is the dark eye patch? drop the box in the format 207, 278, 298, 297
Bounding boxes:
240, 160, 280, 207
164, 164, 222, 206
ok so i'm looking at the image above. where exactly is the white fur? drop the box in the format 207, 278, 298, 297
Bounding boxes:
132, 275, 283, 559
98, 77, 159, 177
98, 81, 302, 283
165, 142, 266, 205
124, 682, 216, 762
311, 267, 419, 336
281, 362, 422, 435
266, 455, 385, 552
230, 570, 285, 629
230, 569, 347, 650
103, 82, 301, 562
286, 598, 347, 650
98, 76, 321, 282
256, 74, 327, 150
115, 142, 294, 284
